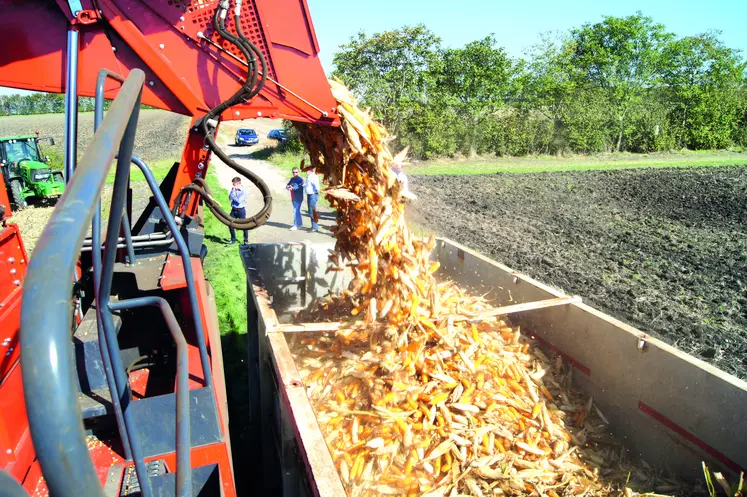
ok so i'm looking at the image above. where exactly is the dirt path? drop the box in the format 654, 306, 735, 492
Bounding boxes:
209, 134, 335, 245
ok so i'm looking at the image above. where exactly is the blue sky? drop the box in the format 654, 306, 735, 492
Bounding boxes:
1, 0, 744, 96
307, 0, 746, 73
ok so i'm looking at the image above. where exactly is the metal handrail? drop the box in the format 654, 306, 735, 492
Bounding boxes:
90, 70, 202, 497
92, 69, 133, 462
131, 155, 213, 386
95, 74, 152, 497
0, 470, 29, 497
109, 297, 191, 497
20, 69, 145, 497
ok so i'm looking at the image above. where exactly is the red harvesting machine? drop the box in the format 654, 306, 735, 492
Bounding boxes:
0, 1, 339, 496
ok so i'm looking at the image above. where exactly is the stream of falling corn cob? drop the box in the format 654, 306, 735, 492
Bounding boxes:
291, 79, 683, 497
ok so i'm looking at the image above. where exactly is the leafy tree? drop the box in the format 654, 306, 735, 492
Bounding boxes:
435, 35, 514, 155
662, 32, 747, 148
332, 24, 442, 141
569, 13, 674, 151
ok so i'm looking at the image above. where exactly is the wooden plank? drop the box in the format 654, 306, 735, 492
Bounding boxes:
465, 296, 582, 322
267, 332, 303, 388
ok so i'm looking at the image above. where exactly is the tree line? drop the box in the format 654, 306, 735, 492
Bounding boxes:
332, 13, 747, 158
0, 93, 104, 116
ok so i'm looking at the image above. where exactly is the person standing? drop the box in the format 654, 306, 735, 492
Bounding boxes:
228, 176, 249, 245
304, 169, 321, 232
391, 164, 409, 193
286, 167, 304, 230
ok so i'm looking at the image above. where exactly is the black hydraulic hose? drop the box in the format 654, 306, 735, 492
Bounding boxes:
174, 177, 268, 230
233, 2, 267, 96
179, 1, 273, 230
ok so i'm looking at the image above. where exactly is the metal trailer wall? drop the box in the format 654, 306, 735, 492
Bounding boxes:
434, 238, 747, 480
243, 239, 747, 497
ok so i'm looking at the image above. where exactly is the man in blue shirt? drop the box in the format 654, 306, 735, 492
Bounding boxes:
304, 169, 321, 232
228, 176, 249, 245
286, 167, 304, 230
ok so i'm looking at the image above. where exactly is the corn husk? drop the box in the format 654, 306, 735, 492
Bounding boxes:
291, 81, 690, 497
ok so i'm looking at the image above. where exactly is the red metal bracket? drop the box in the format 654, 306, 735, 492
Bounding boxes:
75, 9, 101, 25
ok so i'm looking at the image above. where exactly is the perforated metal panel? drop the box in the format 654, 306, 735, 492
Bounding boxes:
161, 0, 275, 78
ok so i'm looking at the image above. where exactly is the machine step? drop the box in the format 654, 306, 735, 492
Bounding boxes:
78, 387, 113, 420
146, 464, 220, 497
74, 305, 123, 393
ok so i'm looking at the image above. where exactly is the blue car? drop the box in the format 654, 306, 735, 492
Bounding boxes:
267, 129, 287, 143
235, 128, 259, 146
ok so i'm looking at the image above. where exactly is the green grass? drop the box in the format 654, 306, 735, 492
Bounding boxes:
105, 157, 176, 185
201, 171, 248, 337
199, 170, 255, 494
408, 151, 747, 176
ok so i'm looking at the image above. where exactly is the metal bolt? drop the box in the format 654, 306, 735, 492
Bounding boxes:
149, 81, 155, 87
202, 145, 210, 151
198, 162, 205, 170
5, 449, 11, 455
197, 31, 204, 38
7, 257, 14, 263
20, 260, 25, 264
10, 268, 16, 275
193, 127, 199, 132
112, 46, 117, 52
159, 43, 165, 49
235, 111, 240, 116
195, 172, 203, 178
13, 280, 20, 286
257, 111, 262, 117
180, 15, 185, 21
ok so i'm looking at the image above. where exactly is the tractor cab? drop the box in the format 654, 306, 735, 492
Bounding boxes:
0, 136, 64, 210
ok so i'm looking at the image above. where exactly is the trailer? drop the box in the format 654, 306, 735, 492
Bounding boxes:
243, 239, 747, 497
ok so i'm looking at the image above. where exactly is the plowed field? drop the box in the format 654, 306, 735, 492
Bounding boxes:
408, 166, 747, 378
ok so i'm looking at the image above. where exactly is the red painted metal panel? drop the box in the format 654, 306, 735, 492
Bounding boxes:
0, 293, 22, 380
0, 0, 338, 125
160, 253, 188, 291
0, 224, 35, 486
0, 361, 36, 484
0, 224, 29, 380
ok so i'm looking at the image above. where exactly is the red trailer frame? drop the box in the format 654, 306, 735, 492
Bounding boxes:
0, 1, 339, 495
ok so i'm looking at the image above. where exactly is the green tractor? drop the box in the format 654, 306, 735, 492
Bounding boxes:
0, 135, 65, 210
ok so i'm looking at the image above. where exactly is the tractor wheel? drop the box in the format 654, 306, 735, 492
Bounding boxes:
9, 180, 27, 210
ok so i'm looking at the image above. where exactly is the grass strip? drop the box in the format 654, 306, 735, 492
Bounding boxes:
409, 153, 747, 176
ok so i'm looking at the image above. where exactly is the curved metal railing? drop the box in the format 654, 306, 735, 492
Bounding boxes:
20, 68, 146, 497
20, 65, 214, 497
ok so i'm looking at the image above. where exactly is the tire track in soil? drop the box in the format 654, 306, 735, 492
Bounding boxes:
408, 165, 747, 379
